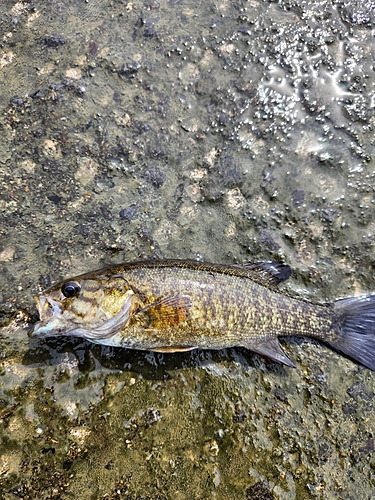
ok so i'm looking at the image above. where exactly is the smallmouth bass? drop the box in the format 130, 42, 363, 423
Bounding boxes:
30, 259, 375, 371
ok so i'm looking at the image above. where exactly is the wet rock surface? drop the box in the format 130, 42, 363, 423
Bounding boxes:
1, 0, 375, 498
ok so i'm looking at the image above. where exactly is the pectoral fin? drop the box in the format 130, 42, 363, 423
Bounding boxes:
137, 296, 192, 329
242, 338, 296, 368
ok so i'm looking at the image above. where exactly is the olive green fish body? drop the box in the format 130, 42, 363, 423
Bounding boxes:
30, 260, 375, 371
110, 265, 332, 348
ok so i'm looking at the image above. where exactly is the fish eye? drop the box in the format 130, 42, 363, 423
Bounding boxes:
61, 281, 81, 298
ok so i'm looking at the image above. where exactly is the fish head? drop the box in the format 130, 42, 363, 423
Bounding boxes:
29, 274, 135, 342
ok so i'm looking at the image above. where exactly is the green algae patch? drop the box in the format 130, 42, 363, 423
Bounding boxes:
1, 328, 375, 498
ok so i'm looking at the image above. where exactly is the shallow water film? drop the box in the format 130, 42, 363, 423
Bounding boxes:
1, 0, 375, 498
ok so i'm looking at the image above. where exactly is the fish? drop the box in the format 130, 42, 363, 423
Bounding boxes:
29, 259, 375, 371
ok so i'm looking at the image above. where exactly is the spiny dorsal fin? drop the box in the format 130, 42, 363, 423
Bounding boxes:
242, 338, 296, 368
234, 261, 292, 287
136, 296, 192, 329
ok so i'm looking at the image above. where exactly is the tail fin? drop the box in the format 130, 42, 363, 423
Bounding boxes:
329, 294, 375, 371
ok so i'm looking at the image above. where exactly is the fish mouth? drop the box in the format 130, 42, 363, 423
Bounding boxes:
36, 295, 62, 320
29, 294, 64, 338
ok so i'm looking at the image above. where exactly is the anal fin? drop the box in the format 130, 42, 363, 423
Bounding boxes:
242, 338, 296, 368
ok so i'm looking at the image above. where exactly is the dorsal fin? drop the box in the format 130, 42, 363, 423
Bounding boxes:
234, 261, 292, 287
68, 259, 292, 288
